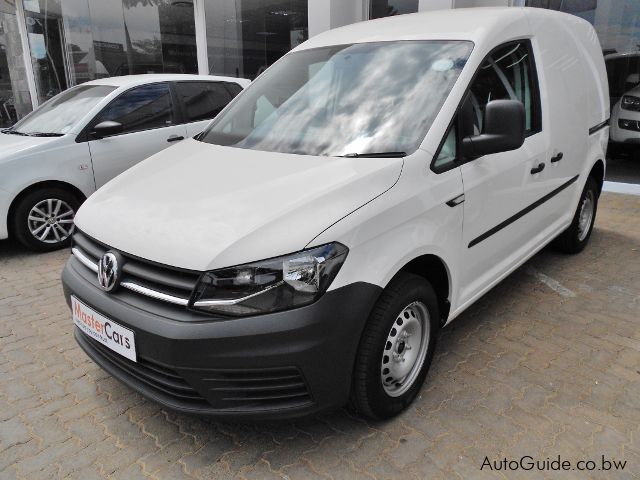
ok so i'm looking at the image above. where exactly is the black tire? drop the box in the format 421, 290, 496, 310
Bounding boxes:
350, 272, 440, 420
554, 176, 599, 254
12, 187, 81, 252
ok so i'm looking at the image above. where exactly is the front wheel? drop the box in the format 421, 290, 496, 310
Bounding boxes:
350, 273, 440, 420
12, 187, 81, 252
554, 176, 599, 254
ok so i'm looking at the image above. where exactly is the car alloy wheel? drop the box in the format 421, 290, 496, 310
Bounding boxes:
27, 198, 76, 244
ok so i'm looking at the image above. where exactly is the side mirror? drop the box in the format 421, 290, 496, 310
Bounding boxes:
461, 100, 525, 159
91, 120, 123, 139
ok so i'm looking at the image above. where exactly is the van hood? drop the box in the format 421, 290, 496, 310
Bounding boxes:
75, 139, 403, 271
0, 131, 60, 162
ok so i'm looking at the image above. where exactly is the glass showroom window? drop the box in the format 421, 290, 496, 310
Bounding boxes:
527, 0, 640, 116
205, 0, 308, 80
22, 0, 198, 104
0, 0, 32, 126
370, 0, 419, 19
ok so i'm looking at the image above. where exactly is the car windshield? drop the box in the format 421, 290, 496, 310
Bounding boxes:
198, 40, 473, 157
6, 85, 116, 136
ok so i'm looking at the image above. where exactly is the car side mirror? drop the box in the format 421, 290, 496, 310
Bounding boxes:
461, 100, 525, 159
92, 120, 123, 139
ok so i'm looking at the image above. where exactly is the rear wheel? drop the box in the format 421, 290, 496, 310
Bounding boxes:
12, 187, 80, 252
350, 273, 439, 420
555, 176, 599, 254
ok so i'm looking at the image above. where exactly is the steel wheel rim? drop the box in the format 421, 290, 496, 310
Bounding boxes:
380, 301, 430, 397
27, 198, 75, 244
577, 190, 595, 242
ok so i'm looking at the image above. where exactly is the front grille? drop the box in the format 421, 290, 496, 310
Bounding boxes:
72, 230, 314, 414
80, 333, 209, 407
192, 367, 313, 411
72, 231, 201, 307
79, 332, 313, 413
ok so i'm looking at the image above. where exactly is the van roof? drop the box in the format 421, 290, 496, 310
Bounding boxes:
81, 74, 251, 89
297, 7, 583, 51
298, 8, 526, 50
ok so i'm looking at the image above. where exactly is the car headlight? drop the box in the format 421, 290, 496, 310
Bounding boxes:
191, 243, 348, 316
621, 95, 640, 112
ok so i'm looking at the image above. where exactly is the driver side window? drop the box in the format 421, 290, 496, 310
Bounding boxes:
468, 41, 541, 135
93, 83, 175, 136
432, 40, 541, 173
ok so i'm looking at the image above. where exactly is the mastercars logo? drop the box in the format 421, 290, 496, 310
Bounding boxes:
72, 297, 137, 362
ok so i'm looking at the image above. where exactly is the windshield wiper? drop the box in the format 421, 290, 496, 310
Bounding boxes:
26, 132, 64, 137
1, 129, 28, 136
340, 151, 407, 158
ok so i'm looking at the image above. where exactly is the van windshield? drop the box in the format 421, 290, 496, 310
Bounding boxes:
5, 84, 116, 137
198, 40, 473, 157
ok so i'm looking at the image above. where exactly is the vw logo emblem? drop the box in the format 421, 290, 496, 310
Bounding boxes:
97, 252, 120, 292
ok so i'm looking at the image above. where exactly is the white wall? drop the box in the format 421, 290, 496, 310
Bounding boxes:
309, 0, 518, 38
308, 0, 365, 37
453, 0, 512, 6
330, 0, 366, 28
308, 0, 331, 37
419, 0, 454, 10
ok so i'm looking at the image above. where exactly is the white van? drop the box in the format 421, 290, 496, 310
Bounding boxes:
62, 8, 609, 420
0, 74, 249, 251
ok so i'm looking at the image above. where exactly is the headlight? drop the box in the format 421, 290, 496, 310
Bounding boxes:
191, 243, 348, 316
621, 95, 640, 112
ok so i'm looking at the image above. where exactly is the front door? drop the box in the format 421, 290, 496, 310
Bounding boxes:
458, 40, 552, 306
88, 82, 187, 188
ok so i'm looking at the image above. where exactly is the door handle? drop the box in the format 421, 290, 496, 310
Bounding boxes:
446, 193, 465, 207
167, 135, 184, 143
530, 162, 545, 174
551, 152, 564, 163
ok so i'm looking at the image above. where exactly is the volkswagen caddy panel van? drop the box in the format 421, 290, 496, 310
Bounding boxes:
62, 8, 609, 420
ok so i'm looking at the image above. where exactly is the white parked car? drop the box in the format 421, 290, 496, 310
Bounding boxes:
63, 8, 609, 420
606, 52, 640, 149
0, 74, 250, 251
610, 83, 640, 146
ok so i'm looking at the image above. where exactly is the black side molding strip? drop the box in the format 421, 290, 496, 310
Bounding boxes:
589, 119, 609, 135
468, 174, 580, 248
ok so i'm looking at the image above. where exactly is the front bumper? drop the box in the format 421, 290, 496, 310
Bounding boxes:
610, 106, 640, 144
62, 255, 381, 420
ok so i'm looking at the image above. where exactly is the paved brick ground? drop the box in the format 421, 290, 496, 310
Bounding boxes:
1, 192, 639, 480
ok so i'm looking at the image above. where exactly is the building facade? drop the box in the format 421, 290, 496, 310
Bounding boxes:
0, 0, 638, 128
